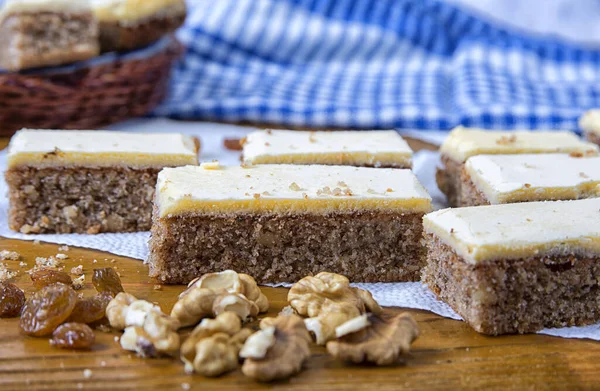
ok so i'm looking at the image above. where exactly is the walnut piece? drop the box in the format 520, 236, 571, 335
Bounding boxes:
120, 309, 180, 358
106, 292, 160, 330
326, 312, 420, 366
181, 312, 252, 376
288, 272, 382, 344
170, 270, 268, 328
0, 250, 20, 261
241, 315, 311, 382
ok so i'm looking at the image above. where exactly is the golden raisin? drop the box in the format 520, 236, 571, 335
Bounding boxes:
67, 292, 113, 324
92, 268, 124, 296
50, 322, 95, 349
30, 269, 72, 290
0, 282, 25, 318
20, 283, 77, 337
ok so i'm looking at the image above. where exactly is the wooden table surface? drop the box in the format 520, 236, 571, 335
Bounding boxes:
0, 135, 599, 391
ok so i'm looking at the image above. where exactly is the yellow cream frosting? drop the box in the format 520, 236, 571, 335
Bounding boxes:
440, 126, 598, 163
92, 0, 185, 23
7, 129, 198, 169
465, 153, 600, 204
424, 198, 600, 264
242, 130, 413, 168
156, 164, 432, 218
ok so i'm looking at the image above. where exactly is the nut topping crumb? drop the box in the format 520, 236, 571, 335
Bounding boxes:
0, 263, 17, 282
264, 142, 271, 147
316, 186, 332, 196
153, 285, 163, 291
289, 182, 302, 191
70, 265, 83, 275
496, 135, 517, 145
386, 188, 394, 193
223, 138, 243, 151
337, 181, 348, 187
570, 151, 584, 158
58, 245, 69, 252
580, 172, 590, 178
72, 275, 85, 290
309, 132, 317, 143
83, 369, 93, 379
253, 193, 261, 199
0, 250, 20, 261
524, 183, 532, 188
55, 254, 69, 260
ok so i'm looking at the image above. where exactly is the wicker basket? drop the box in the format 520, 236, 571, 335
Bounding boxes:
0, 36, 183, 136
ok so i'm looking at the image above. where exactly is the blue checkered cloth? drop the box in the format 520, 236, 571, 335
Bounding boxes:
153, 0, 600, 130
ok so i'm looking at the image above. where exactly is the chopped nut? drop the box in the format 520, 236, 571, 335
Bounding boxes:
58, 245, 69, 252
496, 134, 517, 145
316, 186, 332, 196
55, 254, 69, 260
70, 265, 83, 275
121, 309, 180, 358
337, 181, 348, 187
106, 292, 156, 330
524, 183, 532, 188
241, 315, 311, 382
289, 182, 302, 191
0, 263, 17, 282
326, 312, 420, 366
386, 188, 394, 193
19, 262, 27, 268
83, 369, 93, 379
153, 285, 163, 291
181, 312, 251, 376
223, 138, 243, 151
253, 193, 261, 199
580, 172, 590, 179
35, 256, 62, 269
201, 161, 222, 170
264, 142, 271, 147
288, 272, 382, 344
570, 151, 584, 158
239, 326, 275, 359
170, 270, 269, 328
0, 250, 20, 261
72, 275, 85, 290
279, 305, 296, 316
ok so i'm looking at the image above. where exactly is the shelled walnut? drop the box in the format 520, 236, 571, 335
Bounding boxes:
181, 312, 252, 377
241, 315, 311, 382
120, 309, 180, 358
171, 270, 268, 328
106, 292, 160, 330
288, 272, 382, 344
326, 312, 420, 366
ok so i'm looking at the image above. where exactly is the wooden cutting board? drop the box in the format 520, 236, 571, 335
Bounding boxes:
1, 136, 599, 390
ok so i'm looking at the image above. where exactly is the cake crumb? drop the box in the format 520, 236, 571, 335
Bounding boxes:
223, 138, 243, 151
83, 369, 93, 379
264, 142, 271, 147
0, 250, 20, 261
253, 193, 261, 199
450, 228, 455, 234
266, 129, 272, 135
19, 261, 27, 268
367, 188, 379, 195
386, 188, 394, 192
93, 259, 98, 264
570, 151, 584, 158
317, 186, 332, 196
332, 187, 343, 196
96, 324, 111, 333
580, 172, 589, 178
201, 161, 222, 170
58, 245, 70, 252
56, 253, 69, 260
153, 284, 163, 291
114, 336, 120, 342
35, 256, 62, 269
289, 182, 302, 191
496, 135, 517, 145
302, 193, 308, 199
524, 183, 531, 188
33, 240, 40, 245
262, 191, 271, 196
241, 161, 254, 168
181, 383, 191, 390
309, 132, 317, 143
337, 181, 349, 187
70, 265, 84, 275
73, 275, 85, 290
100, 361, 107, 367
0, 263, 17, 282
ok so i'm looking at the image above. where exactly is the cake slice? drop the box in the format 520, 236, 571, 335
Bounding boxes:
460, 153, 600, 206
148, 164, 432, 284
579, 109, 600, 146
5, 129, 198, 234
437, 126, 598, 206
0, 0, 99, 71
242, 130, 413, 168
423, 199, 600, 335
92, 0, 186, 52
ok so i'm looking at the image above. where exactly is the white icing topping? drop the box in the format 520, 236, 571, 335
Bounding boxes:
8, 129, 198, 168
440, 126, 598, 162
1, 0, 90, 19
579, 109, 600, 136
156, 164, 432, 217
424, 198, 600, 263
242, 130, 413, 167
465, 154, 600, 204
91, 0, 185, 23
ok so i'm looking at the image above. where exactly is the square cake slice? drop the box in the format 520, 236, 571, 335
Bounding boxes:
6, 129, 198, 234
242, 129, 413, 168
579, 109, 600, 146
460, 153, 600, 206
436, 126, 598, 206
423, 199, 600, 335
92, 0, 186, 52
0, 0, 99, 71
148, 164, 432, 284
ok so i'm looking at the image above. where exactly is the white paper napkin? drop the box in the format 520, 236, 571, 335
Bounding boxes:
1, 120, 598, 340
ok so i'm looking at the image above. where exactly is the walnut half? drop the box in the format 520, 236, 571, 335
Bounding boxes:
241, 315, 311, 382
120, 309, 181, 358
171, 270, 268, 328
181, 312, 252, 377
326, 312, 420, 366
288, 272, 382, 344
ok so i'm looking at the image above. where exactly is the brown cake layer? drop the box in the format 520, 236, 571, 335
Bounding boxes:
6, 166, 160, 234
459, 168, 491, 207
435, 154, 462, 207
422, 234, 600, 335
148, 210, 426, 284
586, 132, 600, 148
0, 12, 99, 71
99, 10, 186, 52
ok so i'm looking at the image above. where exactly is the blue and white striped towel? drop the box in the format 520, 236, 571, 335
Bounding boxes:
153, 0, 600, 130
